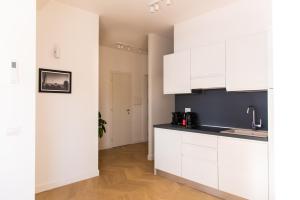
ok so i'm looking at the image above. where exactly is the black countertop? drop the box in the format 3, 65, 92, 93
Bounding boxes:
154, 124, 268, 142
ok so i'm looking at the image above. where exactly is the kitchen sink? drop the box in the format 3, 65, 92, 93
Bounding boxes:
221, 128, 268, 138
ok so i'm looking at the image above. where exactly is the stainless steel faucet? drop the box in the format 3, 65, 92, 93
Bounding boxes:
246, 106, 262, 130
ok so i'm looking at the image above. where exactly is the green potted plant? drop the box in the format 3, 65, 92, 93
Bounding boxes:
98, 112, 107, 138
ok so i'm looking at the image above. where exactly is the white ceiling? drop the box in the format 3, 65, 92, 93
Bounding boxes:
39, 0, 237, 50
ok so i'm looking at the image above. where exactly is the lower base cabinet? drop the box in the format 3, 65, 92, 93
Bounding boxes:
182, 146, 218, 189
218, 136, 269, 200
181, 133, 218, 189
154, 128, 181, 176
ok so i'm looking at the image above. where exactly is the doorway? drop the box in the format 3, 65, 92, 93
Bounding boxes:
112, 72, 132, 147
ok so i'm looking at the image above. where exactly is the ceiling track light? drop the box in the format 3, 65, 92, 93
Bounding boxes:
114, 43, 147, 54
148, 0, 172, 13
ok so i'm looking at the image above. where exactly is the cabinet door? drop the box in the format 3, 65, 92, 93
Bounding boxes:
191, 43, 226, 89
154, 128, 182, 176
164, 50, 191, 94
218, 137, 269, 200
226, 31, 270, 91
181, 132, 218, 189
182, 144, 218, 189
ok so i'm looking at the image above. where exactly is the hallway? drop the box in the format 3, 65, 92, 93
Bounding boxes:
36, 143, 220, 200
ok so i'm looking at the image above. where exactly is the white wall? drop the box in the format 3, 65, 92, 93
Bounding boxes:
174, 0, 271, 51
272, 1, 300, 199
99, 46, 148, 150
148, 34, 174, 160
0, 0, 36, 199
36, 0, 99, 192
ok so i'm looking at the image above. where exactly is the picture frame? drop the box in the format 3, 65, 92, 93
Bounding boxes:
39, 68, 72, 93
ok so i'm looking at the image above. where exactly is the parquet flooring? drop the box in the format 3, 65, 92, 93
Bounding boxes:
36, 143, 221, 200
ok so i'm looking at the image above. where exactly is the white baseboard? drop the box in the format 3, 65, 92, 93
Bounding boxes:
99, 140, 148, 150
35, 170, 99, 193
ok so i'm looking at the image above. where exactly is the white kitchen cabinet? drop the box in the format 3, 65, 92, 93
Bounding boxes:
154, 128, 182, 176
181, 132, 218, 189
163, 50, 191, 94
218, 136, 269, 200
226, 31, 270, 91
191, 43, 226, 89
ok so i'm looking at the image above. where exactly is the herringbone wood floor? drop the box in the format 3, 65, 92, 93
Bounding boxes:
36, 143, 221, 200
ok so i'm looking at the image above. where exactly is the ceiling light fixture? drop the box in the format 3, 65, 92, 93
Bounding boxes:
148, 0, 172, 13
150, 5, 155, 13
154, 3, 160, 11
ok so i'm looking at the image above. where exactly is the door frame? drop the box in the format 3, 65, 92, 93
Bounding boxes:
142, 74, 149, 142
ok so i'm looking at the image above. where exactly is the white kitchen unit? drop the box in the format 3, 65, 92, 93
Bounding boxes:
181, 132, 218, 189
218, 136, 269, 200
226, 31, 270, 91
191, 43, 226, 89
154, 128, 182, 176
163, 50, 191, 94
155, 127, 269, 199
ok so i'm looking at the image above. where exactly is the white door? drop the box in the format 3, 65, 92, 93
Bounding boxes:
226, 31, 270, 91
218, 136, 269, 200
191, 42, 226, 89
163, 50, 191, 94
154, 128, 182, 176
112, 73, 132, 147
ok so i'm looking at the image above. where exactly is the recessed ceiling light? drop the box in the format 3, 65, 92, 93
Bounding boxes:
166, 0, 171, 6
150, 5, 155, 13
154, 3, 160, 11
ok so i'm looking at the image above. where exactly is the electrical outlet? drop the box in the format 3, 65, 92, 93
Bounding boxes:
185, 108, 191, 113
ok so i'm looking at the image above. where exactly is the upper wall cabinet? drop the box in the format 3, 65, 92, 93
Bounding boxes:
164, 50, 191, 94
226, 31, 270, 91
191, 43, 226, 89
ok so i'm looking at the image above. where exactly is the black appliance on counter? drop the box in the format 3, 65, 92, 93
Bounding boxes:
185, 112, 197, 129
172, 112, 197, 128
172, 112, 183, 125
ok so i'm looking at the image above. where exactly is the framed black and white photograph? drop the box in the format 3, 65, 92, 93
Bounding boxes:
39, 68, 72, 93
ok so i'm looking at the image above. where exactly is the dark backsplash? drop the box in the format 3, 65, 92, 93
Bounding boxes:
175, 89, 268, 130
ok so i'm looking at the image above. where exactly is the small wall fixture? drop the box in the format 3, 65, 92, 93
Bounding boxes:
53, 46, 61, 59
148, 0, 172, 13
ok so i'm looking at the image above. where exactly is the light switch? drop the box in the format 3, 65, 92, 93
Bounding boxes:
6, 126, 22, 136
10, 61, 19, 84
11, 61, 16, 68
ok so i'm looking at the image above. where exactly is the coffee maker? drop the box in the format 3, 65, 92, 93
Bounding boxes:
172, 112, 183, 125
172, 112, 197, 128
185, 112, 197, 128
